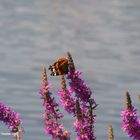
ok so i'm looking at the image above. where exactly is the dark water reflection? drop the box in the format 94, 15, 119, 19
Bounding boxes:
0, 0, 140, 139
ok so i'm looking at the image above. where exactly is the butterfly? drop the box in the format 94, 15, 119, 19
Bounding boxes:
48, 57, 69, 76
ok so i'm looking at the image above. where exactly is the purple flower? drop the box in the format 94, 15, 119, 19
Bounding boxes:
66, 52, 97, 140
121, 92, 140, 140
40, 67, 70, 139
59, 75, 96, 139
40, 67, 63, 119
67, 70, 97, 140
44, 113, 70, 140
0, 101, 22, 133
67, 70, 96, 105
58, 88, 76, 115
74, 100, 96, 140
121, 106, 140, 139
74, 117, 96, 140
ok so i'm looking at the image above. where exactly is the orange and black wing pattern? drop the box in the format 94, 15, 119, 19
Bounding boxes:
48, 57, 69, 76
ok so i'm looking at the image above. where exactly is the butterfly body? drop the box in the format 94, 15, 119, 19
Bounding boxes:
48, 57, 69, 76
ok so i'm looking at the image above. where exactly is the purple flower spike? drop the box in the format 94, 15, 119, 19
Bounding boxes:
59, 75, 96, 139
74, 118, 96, 140
58, 88, 76, 114
0, 102, 22, 133
74, 100, 96, 140
66, 52, 96, 105
121, 92, 140, 140
58, 75, 76, 115
66, 52, 97, 140
44, 113, 70, 140
67, 70, 93, 103
40, 67, 70, 140
40, 67, 64, 120
0, 101, 23, 140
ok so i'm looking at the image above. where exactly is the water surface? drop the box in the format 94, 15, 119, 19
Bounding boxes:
0, 0, 140, 139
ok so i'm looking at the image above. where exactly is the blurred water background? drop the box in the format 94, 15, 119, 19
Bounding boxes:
0, 0, 140, 139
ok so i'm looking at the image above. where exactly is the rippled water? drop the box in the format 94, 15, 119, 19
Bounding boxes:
0, 0, 140, 139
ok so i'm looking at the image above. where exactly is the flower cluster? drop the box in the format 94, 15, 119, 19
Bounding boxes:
39, 67, 70, 140
1, 52, 140, 140
58, 75, 96, 140
67, 70, 93, 103
58, 88, 76, 115
39, 52, 140, 140
44, 113, 70, 140
66, 52, 97, 140
58, 75, 76, 115
121, 92, 140, 140
0, 101, 22, 133
74, 100, 96, 140
39, 52, 97, 140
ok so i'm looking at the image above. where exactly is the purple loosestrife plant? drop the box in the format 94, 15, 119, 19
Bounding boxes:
58, 75, 96, 140
41, 53, 96, 139
58, 75, 76, 115
0, 101, 23, 140
66, 52, 96, 106
67, 70, 93, 104
121, 91, 140, 140
39, 67, 70, 140
74, 100, 96, 140
66, 52, 97, 111
58, 76, 96, 140
67, 52, 97, 140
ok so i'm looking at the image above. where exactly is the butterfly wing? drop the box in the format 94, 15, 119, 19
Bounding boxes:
48, 58, 69, 76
